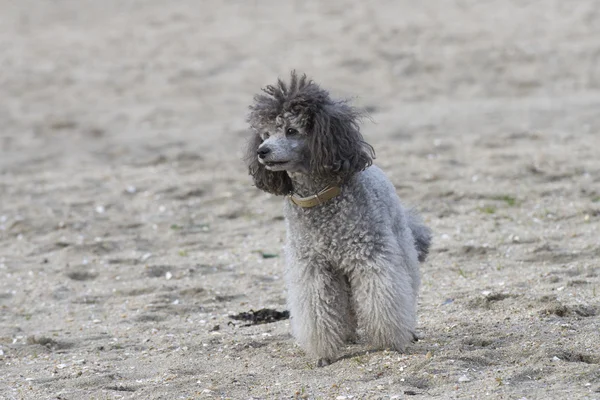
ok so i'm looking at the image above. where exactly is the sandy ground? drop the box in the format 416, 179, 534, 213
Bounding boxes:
1, 1, 599, 399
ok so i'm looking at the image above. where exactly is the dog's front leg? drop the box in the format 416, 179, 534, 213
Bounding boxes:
350, 253, 418, 353
284, 255, 353, 366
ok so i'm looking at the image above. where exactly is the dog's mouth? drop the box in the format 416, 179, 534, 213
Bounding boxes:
261, 159, 290, 169
265, 161, 288, 166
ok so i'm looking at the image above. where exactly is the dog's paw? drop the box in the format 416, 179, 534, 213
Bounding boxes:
411, 332, 419, 342
317, 358, 332, 367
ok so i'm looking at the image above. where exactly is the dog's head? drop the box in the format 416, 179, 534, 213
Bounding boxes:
245, 71, 374, 195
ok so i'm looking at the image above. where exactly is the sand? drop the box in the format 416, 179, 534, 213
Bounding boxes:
1, 1, 599, 399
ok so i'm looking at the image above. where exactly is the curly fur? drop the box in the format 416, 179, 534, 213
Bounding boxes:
245, 71, 432, 366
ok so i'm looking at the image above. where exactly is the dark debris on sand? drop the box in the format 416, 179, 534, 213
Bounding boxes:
229, 308, 290, 326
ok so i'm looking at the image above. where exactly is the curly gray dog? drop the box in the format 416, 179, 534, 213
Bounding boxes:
245, 71, 431, 366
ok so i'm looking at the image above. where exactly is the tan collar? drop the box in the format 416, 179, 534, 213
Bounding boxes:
288, 186, 341, 208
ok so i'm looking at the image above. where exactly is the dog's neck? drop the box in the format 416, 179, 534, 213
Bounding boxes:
287, 172, 342, 197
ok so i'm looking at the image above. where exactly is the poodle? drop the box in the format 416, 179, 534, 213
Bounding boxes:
245, 71, 431, 366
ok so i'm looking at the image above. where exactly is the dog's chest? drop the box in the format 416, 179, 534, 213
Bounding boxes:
284, 197, 383, 268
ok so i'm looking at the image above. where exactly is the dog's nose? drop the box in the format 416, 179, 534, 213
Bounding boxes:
257, 146, 271, 159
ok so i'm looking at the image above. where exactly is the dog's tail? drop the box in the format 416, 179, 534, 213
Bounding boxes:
408, 209, 432, 263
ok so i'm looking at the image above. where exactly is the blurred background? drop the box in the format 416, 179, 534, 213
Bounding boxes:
2, 0, 599, 172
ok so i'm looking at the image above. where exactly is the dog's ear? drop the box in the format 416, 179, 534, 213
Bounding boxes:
308, 102, 375, 179
245, 132, 293, 195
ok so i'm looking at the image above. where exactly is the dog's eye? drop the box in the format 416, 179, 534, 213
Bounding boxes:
262, 132, 270, 139
286, 127, 299, 136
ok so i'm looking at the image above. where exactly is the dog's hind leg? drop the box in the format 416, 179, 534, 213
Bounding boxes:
284, 257, 354, 366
